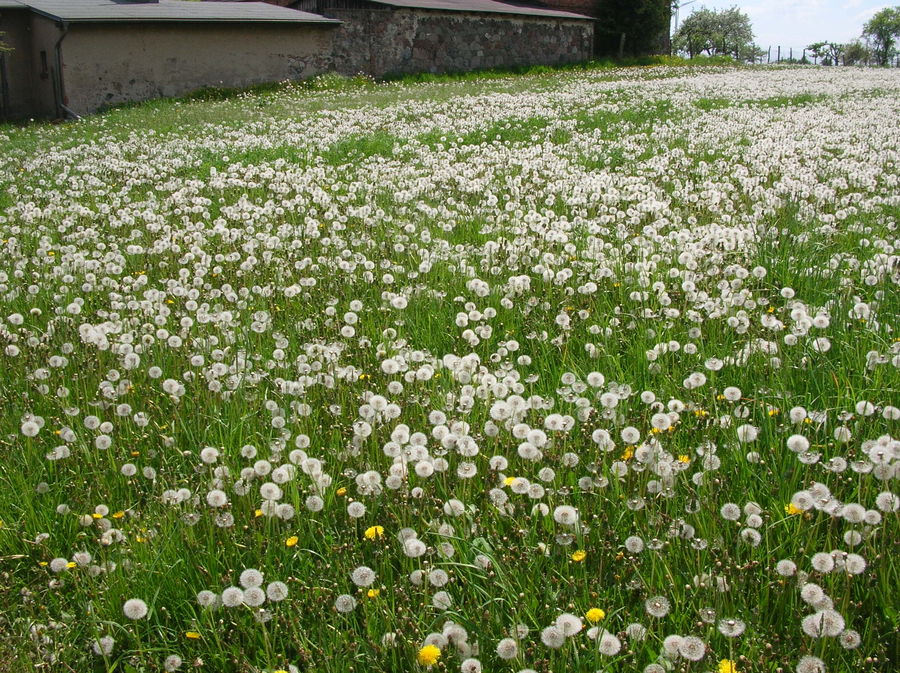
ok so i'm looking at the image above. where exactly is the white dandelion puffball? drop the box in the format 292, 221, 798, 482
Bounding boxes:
221, 587, 244, 608
351, 565, 376, 587
645, 595, 670, 618
553, 505, 579, 526
555, 613, 582, 636
266, 581, 289, 602
239, 568, 264, 588
598, 631, 622, 655
496, 637, 518, 660
334, 594, 357, 613
540, 625, 565, 648
796, 655, 827, 673
243, 587, 266, 607
736, 424, 759, 443
123, 598, 148, 620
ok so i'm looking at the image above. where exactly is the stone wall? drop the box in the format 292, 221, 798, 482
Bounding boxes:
329, 8, 593, 78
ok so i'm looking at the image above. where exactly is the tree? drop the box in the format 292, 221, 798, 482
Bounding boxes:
595, 0, 672, 57
806, 41, 844, 66
843, 40, 871, 65
672, 6, 757, 61
863, 6, 900, 66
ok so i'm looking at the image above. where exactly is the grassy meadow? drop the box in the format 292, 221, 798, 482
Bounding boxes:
0, 64, 898, 673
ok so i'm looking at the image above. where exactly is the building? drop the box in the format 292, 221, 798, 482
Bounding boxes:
0, 0, 593, 119
0, 0, 340, 119
290, 0, 594, 79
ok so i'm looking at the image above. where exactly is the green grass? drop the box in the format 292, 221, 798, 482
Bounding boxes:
0, 64, 898, 673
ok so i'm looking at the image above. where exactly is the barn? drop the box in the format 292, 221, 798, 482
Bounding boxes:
0, 0, 340, 118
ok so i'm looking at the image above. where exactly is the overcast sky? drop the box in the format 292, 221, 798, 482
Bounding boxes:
676, 1, 893, 53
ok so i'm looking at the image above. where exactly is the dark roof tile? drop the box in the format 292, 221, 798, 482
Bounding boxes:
20, 0, 339, 23
365, 0, 592, 20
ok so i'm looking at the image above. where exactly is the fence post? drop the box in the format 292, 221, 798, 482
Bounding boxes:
767, 46, 771, 63
777, 46, 781, 62
618, 32, 625, 59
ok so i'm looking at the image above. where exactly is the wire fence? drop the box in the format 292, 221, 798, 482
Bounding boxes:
756, 46, 900, 67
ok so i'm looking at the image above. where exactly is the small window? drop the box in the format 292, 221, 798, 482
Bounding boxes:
40, 50, 49, 79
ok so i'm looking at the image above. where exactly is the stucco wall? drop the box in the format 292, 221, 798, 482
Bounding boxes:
0, 8, 34, 119
329, 8, 593, 78
60, 22, 337, 115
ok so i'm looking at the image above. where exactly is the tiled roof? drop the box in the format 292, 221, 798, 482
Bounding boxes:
365, 0, 592, 20
19, 0, 339, 23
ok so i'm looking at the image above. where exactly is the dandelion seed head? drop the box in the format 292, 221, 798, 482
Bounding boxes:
123, 598, 148, 620
645, 595, 670, 618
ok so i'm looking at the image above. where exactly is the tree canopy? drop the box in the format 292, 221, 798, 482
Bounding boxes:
672, 6, 758, 61
806, 41, 844, 66
843, 40, 871, 65
594, 0, 672, 57
863, 6, 900, 65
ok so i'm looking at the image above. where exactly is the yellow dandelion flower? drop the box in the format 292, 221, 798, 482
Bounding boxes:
621, 446, 634, 460
364, 525, 384, 540
586, 608, 606, 623
255, 509, 264, 517
336, 487, 347, 496
91, 513, 103, 519
66, 561, 76, 568
785, 503, 802, 516
678, 455, 690, 464
185, 631, 201, 639
112, 511, 125, 519
718, 659, 738, 673
286, 535, 299, 547
417, 644, 441, 667
571, 550, 586, 562
367, 588, 380, 598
